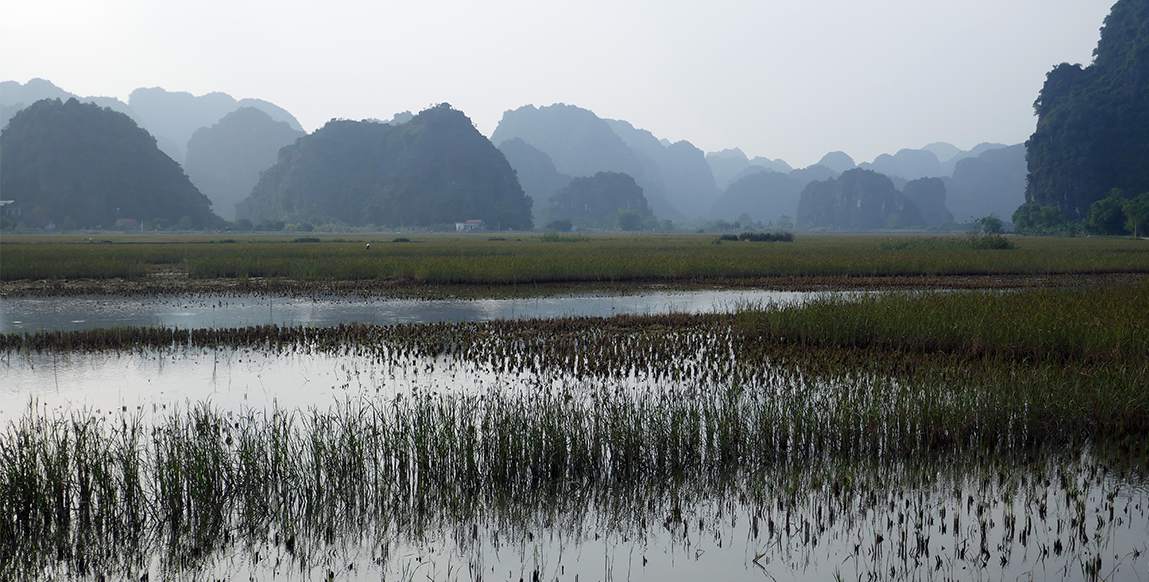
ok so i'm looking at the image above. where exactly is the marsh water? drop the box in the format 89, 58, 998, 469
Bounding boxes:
2, 291, 1147, 581
0, 288, 828, 332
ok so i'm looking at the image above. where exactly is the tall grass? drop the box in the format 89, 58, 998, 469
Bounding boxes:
2, 359, 1146, 578
736, 281, 1149, 362
3, 234, 1148, 283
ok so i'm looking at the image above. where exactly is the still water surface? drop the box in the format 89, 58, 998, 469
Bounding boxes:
0, 288, 829, 332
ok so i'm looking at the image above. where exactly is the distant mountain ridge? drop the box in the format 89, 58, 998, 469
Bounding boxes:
1, 79, 302, 164
491, 103, 719, 221
129, 87, 302, 162
0, 78, 131, 129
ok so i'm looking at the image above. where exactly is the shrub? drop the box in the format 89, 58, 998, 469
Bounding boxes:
737, 232, 794, 242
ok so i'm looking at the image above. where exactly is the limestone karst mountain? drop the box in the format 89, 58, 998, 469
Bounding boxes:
815, 151, 856, 174
184, 107, 305, 220
498, 138, 571, 224
798, 169, 925, 230
129, 87, 302, 162
1025, 0, 1149, 219
548, 171, 652, 230
492, 103, 721, 221
239, 104, 532, 229
861, 149, 945, 181
0, 99, 216, 228
0, 78, 131, 129
946, 144, 1027, 222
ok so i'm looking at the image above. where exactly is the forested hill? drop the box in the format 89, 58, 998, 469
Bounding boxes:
1026, 0, 1149, 219
239, 104, 532, 229
0, 98, 216, 229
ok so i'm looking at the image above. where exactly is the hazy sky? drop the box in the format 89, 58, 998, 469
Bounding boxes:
2, 0, 1113, 166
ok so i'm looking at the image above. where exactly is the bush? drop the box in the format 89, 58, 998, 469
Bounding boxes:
737, 232, 794, 242
1086, 191, 1131, 235
544, 219, 573, 232
1013, 202, 1077, 235
541, 232, 586, 243
975, 216, 1004, 235
292, 237, 321, 243
966, 234, 1015, 250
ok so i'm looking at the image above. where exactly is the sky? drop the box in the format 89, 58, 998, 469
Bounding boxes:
1, 0, 1114, 167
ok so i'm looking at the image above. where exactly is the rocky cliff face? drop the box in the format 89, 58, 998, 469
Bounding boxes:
1025, 0, 1149, 219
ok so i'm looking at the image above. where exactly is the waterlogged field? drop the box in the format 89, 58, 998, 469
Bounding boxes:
2, 284, 1148, 581
2, 233, 1149, 289
0, 288, 832, 333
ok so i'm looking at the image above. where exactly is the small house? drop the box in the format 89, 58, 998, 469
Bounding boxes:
455, 219, 485, 232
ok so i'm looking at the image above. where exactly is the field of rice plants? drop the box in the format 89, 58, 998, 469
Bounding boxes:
1, 283, 1147, 580
2, 233, 1148, 287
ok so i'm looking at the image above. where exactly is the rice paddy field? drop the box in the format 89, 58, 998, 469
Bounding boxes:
2, 233, 1149, 294
1, 274, 1148, 581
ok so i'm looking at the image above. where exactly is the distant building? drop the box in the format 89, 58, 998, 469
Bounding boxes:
114, 218, 141, 230
0, 200, 18, 220
455, 219, 485, 232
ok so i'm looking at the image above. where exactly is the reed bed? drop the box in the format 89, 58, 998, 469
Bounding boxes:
738, 280, 1149, 362
1, 371, 1146, 579
2, 285, 1148, 579
3, 233, 1148, 283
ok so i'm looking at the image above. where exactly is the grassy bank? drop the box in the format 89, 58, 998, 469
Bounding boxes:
2, 233, 1148, 285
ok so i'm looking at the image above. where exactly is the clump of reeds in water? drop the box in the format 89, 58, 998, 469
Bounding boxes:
2, 284, 1149, 578
2, 390, 1147, 580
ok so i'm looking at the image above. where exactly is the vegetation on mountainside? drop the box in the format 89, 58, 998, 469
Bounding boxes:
0, 99, 217, 229
1025, 0, 1149, 220
239, 104, 533, 230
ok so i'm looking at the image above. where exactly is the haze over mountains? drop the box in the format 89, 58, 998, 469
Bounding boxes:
0, 79, 302, 165
14, 4, 1137, 238
184, 108, 305, 220
0, 79, 1031, 232
240, 104, 532, 230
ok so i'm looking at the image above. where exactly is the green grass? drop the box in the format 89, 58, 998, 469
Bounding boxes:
2, 232, 1147, 283
737, 280, 1149, 362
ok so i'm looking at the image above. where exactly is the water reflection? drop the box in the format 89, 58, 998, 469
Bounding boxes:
0, 288, 831, 332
